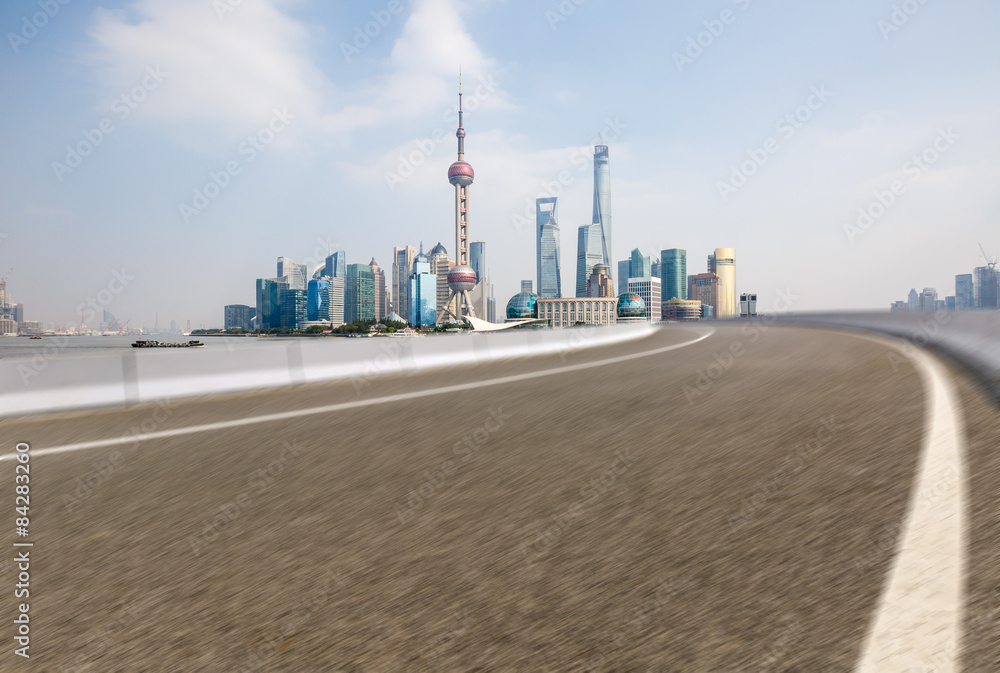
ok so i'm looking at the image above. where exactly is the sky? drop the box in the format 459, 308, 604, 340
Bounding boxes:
1, 0, 998, 329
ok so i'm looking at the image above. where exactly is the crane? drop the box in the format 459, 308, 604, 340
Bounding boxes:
979, 243, 997, 271
0, 268, 11, 284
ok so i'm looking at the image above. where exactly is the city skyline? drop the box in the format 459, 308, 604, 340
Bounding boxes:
2, 0, 998, 329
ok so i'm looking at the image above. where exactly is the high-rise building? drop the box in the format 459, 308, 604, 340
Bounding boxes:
627, 277, 661, 323
955, 274, 974, 310
409, 250, 437, 327
224, 304, 255, 330
277, 257, 308, 290
945, 296, 956, 311
345, 263, 375, 323
629, 248, 651, 279
278, 288, 307, 329
328, 278, 345, 326
370, 258, 388, 320
324, 251, 347, 280
661, 249, 687, 301
592, 145, 612, 267
907, 288, 919, 310
256, 278, 288, 329
974, 266, 999, 309
441, 77, 479, 322
918, 287, 938, 312
521, 280, 533, 293
576, 224, 604, 297
469, 241, 493, 321
536, 198, 562, 298
689, 273, 720, 317
392, 245, 418, 319
428, 242, 454, 323
470, 242, 486, 285
587, 264, 615, 298
713, 248, 737, 318
707, 253, 716, 274
307, 278, 331, 321
617, 259, 630, 295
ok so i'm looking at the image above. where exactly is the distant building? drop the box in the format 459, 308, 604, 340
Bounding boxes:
663, 298, 702, 321
586, 264, 615, 298
945, 296, 956, 311
714, 248, 737, 318
955, 274, 974, 310
328, 277, 345, 326
701, 304, 715, 320
650, 258, 661, 281
470, 241, 487, 291
428, 242, 453, 323
538, 297, 617, 327
576, 224, 604, 297
324, 251, 347, 280
740, 293, 757, 318
629, 248, 651, 279
278, 288, 307, 329
345, 263, 375, 323
256, 278, 288, 329
392, 245, 417, 319
890, 300, 908, 312
536, 198, 562, 298
409, 251, 436, 327
689, 273, 720, 317
592, 145, 613, 267
370, 258, 388, 320
919, 287, 938, 311
627, 277, 661, 323
224, 304, 255, 330
661, 249, 687, 301
521, 280, 533, 293
277, 257, 308, 291
907, 288, 919, 311
974, 266, 999, 309
307, 279, 330, 321
13, 304, 23, 323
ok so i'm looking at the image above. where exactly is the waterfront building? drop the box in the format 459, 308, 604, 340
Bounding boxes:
328, 277, 345, 325
345, 263, 375, 323
713, 248, 737, 318
278, 288, 307, 329
689, 273, 720, 317
224, 304, 255, 330
277, 257, 308, 291
256, 277, 288, 329
324, 251, 347, 280
506, 291, 538, 321
370, 258, 388, 320
392, 245, 418, 319
307, 279, 330, 321
409, 247, 437, 327
663, 298, 703, 321
538, 297, 617, 327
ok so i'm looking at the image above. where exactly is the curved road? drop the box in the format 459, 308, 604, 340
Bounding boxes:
1, 324, 997, 671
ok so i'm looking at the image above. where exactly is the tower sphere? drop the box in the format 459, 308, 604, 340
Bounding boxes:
448, 160, 474, 186
447, 264, 477, 292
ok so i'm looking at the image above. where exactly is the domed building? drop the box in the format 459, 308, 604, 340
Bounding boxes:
506, 292, 538, 321
616, 293, 646, 322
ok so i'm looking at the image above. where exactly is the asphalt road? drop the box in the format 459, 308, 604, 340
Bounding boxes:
0, 323, 996, 672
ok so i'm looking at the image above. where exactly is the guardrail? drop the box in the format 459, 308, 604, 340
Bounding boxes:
0, 324, 656, 418
776, 310, 1000, 401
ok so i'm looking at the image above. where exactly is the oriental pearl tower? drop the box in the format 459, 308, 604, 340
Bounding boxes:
443, 73, 478, 322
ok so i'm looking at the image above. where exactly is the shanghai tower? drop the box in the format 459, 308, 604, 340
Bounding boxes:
592, 145, 612, 268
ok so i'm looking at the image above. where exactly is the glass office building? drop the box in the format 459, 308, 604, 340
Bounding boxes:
256, 278, 288, 329
307, 278, 330, 321
661, 249, 687, 301
536, 198, 561, 298
278, 288, 307, 329
576, 224, 604, 297
592, 145, 612, 267
345, 264, 375, 323
324, 251, 347, 280
409, 258, 437, 327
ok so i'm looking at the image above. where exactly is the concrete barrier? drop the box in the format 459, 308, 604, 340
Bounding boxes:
0, 324, 656, 418
776, 310, 1000, 401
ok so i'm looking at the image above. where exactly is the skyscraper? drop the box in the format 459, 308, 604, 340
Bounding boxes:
428, 242, 453, 323
576, 224, 604, 297
713, 248, 737, 318
661, 249, 687, 301
617, 259, 630, 295
689, 273, 720, 316
919, 287, 938, 311
307, 278, 331, 321
409, 248, 436, 327
345, 263, 375, 323
277, 257, 308, 290
224, 305, 255, 330
629, 248, 651, 279
628, 276, 661, 323
256, 277, 288, 329
587, 264, 615, 298
521, 280, 533, 293
470, 241, 486, 284
975, 266, 999, 308
442, 76, 479, 322
328, 277, 345, 326
592, 145, 612, 267
278, 288, 307, 329
955, 274, 974, 310
536, 198, 562, 298
324, 251, 347, 280
392, 245, 418, 319
370, 258, 387, 320
907, 288, 919, 310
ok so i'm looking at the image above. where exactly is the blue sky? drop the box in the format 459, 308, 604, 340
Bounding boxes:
1, 0, 998, 329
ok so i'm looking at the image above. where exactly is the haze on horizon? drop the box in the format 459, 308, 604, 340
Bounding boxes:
1, 0, 997, 329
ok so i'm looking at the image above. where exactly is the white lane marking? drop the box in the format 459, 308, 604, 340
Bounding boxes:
0, 328, 715, 461
855, 342, 967, 672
